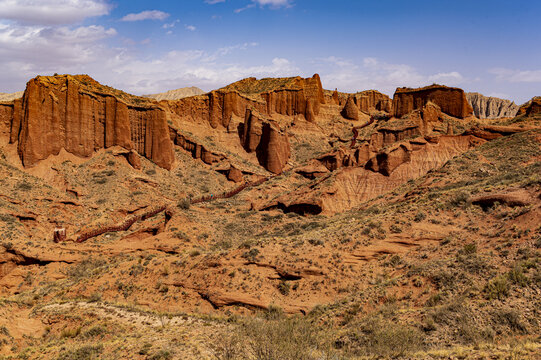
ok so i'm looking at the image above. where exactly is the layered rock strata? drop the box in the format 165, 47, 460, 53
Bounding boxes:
3, 75, 175, 169
393, 84, 473, 119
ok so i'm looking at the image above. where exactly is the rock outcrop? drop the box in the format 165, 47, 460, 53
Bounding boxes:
8, 75, 175, 169
341, 96, 359, 120
466, 92, 519, 119
518, 96, 541, 116
165, 74, 326, 129
393, 84, 473, 119
241, 109, 290, 174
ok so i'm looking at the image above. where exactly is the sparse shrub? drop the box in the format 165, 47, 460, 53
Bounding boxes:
277, 280, 291, 296
57, 344, 103, 360
177, 198, 190, 210
241, 248, 260, 261
342, 317, 424, 357
414, 211, 426, 222
148, 349, 173, 360
507, 265, 529, 287
16, 182, 32, 191
461, 243, 477, 255
145, 169, 157, 176
485, 275, 510, 300
389, 224, 402, 233
60, 327, 81, 338
189, 249, 201, 257
82, 325, 107, 338
308, 238, 324, 246
449, 191, 470, 208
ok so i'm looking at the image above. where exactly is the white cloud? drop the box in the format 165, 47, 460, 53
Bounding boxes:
488, 67, 541, 83
185, 25, 196, 31
162, 20, 179, 29
205, 0, 225, 4
0, 0, 110, 25
252, 0, 292, 8
121, 10, 169, 22
318, 57, 466, 95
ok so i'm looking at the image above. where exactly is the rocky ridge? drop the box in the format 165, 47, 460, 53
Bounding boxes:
143, 86, 205, 101
466, 92, 519, 119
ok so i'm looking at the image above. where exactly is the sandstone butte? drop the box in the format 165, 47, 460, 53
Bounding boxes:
393, 84, 474, 119
0, 75, 175, 169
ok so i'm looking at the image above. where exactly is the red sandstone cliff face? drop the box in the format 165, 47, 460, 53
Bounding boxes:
393, 84, 473, 119
9, 75, 174, 169
518, 96, 541, 116
241, 109, 290, 174
165, 74, 325, 129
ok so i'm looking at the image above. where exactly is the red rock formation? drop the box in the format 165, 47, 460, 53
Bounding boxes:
393, 84, 473, 119
166, 74, 326, 129
171, 129, 226, 165
241, 109, 290, 174
11, 75, 174, 169
341, 96, 359, 120
517, 96, 541, 116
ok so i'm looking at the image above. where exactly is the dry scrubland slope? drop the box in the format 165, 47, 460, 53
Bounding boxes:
0, 74, 539, 359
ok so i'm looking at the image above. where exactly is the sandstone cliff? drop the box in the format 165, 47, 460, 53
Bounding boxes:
8, 75, 175, 169
466, 92, 519, 119
143, 87, 205, 101
165, 74, 326, 129
393, 84, 473, 119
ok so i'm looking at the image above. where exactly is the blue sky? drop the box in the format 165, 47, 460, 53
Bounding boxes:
0, 0, 539, 103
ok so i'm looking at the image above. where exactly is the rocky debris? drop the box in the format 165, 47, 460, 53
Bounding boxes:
143, 86, 205, 101
341, 96, 359, 120
466, 92, 519, 119
241, 109, 290, 174
518, 96, 541, 116
9, 75, 175, 169
393, 84, 473, 119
